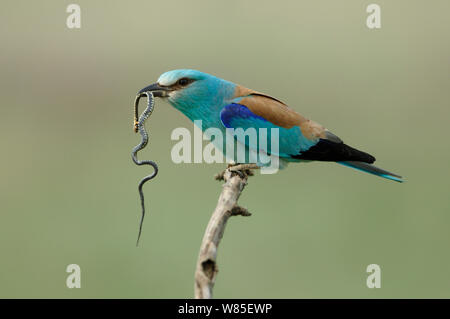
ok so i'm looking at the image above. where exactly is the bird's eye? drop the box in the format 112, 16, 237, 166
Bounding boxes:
178, 78, 189, 86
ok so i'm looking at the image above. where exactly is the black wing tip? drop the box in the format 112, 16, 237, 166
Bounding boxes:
292, 139, 376, 163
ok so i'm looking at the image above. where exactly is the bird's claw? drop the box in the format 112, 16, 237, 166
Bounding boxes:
214, 163, 259, 181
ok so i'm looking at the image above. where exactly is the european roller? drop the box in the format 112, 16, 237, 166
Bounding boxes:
139, 69, 402, 182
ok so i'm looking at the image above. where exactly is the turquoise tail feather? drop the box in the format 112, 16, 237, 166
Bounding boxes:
338, 161, 403, 183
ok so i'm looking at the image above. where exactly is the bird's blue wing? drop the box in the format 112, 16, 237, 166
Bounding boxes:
219, 103, 318, 158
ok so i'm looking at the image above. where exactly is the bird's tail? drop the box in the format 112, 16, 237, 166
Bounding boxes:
338, 161, 403, 183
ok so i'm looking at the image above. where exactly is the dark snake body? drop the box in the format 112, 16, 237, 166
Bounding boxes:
132, 92, 158, 246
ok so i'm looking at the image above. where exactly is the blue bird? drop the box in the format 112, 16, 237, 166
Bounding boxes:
139, 69, 402, 182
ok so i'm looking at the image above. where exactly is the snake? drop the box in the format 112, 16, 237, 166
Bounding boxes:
132, 91, 158, 246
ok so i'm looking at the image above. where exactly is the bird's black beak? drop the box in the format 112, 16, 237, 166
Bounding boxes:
138, 83, 170, 97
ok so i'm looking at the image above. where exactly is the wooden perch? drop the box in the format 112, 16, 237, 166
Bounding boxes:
194, 165, 257, 299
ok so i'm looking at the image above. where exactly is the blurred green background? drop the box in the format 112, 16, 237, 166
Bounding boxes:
1, 0, 449, 298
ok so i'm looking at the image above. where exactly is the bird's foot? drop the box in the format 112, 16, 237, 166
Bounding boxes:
214, 163, 260, 181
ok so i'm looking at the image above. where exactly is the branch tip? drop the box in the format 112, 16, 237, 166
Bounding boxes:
230, 206, 251, 216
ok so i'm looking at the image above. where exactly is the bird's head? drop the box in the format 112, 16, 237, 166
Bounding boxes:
138, 69, 235, 113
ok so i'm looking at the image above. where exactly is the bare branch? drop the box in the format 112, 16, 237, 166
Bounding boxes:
194, 168, 253, 299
